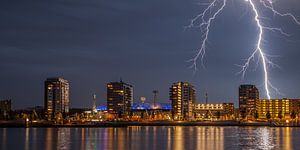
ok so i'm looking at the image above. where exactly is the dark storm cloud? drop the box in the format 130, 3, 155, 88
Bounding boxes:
0, 0, 300, 108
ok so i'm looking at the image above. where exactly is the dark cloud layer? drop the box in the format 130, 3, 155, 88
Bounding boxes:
0, 0, 300, 108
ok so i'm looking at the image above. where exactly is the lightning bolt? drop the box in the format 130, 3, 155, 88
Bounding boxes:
248, 0, 271, 99
186, 0, 227, 70
261, 0, 300, 26
187, 0, 300, 99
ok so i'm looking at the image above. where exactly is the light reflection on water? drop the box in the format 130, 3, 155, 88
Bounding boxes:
0, 126, 299, 150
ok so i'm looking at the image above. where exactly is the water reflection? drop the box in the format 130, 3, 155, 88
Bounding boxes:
0, 126, 299, 150
234, 127, 294, 150
81, 128, 84, 150
57, 128, 70, 150
284, 128, 292, 150
255, 127, 275, 149
25, 128, 29, 150
45, 128, 53, 150
174, 127, 183, 150
2, 128, 6, 150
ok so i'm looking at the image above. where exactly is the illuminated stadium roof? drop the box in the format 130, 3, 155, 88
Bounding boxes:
132, 103, 171, 110
96, 103, 171, 111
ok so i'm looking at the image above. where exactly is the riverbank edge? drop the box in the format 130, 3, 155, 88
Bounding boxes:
0, 121, 299, 128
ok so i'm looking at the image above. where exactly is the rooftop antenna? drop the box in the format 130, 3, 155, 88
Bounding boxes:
92, 94, 97, 113
205, 92, 208, 104
153, 90, 158, 108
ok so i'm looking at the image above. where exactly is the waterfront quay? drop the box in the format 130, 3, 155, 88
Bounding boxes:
1, 120, 299, 128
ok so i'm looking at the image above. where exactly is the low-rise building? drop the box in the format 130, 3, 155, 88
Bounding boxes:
194, 103, 224, 111
256, 98, 300, 120
0, 99, 12, 120
194, 103, 234, 113
223, 103, 235, 114
194, 103, 235, 120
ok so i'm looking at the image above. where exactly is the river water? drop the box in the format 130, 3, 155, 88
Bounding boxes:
0, 126, 299, 150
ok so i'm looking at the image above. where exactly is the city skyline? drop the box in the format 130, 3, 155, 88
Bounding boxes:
1, 1, 300, 149
3, 76, 299, 109
1, 0, 300, 109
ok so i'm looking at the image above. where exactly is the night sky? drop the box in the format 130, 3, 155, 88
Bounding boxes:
1, 0, 300, 109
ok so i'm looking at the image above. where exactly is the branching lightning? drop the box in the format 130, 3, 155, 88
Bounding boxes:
187, 0, 300, 99
186, 0, 227, 70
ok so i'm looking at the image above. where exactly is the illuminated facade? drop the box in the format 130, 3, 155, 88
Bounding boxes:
170, 82, 196, 120
44, 77, 69, 120
194, 103, 224, 111
107, 80, 133, 116
239, 84, 259, 118
256, 99, 300, 119
194, 103, 234, 120
223, 103, 235, 114
194, 103, 234, 113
